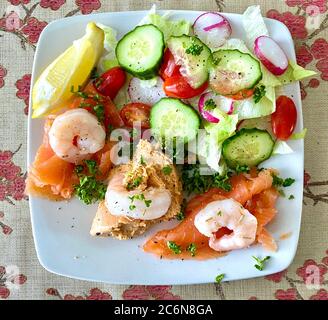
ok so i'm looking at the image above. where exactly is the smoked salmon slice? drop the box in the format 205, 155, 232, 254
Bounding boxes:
257, 227, 278, 252
143, 169, 276, 260
245, 187, 279, 251
26, 118, 76, 199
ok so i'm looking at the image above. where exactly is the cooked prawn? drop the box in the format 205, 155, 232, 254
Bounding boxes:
143, 169, 275, 259
48, 108, 106, 164
105, 169, 172, 220
194, 198, 257, 251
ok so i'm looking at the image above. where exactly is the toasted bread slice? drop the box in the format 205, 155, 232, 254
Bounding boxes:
90, 140, 183, 240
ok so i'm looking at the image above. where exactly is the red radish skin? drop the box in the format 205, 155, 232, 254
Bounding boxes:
254, 36, 288, 76
203, 20, 226, 32
198, 93, 220, 123
193, 12, 232, 48
198, 92, 235, 123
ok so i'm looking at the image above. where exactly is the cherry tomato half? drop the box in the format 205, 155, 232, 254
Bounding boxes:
159, 49, 181, 80
163, 75, 208, 99
120, 103, 152, 129
94, 67, 126, 100
271, 95, 297, 141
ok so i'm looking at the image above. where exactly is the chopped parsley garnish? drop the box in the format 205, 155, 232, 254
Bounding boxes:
126, 176, 143, 190
288, 194, 295, 200
75, 176, 106, 205
217, 211, 222, 216
144, 199, 152, 208
253, 256, 270, 271
176, 200, 186, 221
235, 164, 250, 174
90, 67, 99, 80
203, 99, 217, 111
75, 165, 84, 175
182, 164, 232, 195
185, 39, 204, 56
215, 274, 225, 283
162, 165, 173, 175
140, 156, 146, 165
176, 211, 185, 221
94, 77, 104, 88
186, 243, 197, 257
79, 102, 92, 108
93, 93, 102, 102
167, 241, 182, 254
282, 178, 296, 187
93, 104, 105, 122
70, 85, 88, 99
84, 160, 98, 175
74, 161, 106, 204
253, 85, 266, 104
272, 174, 295, 188
129, 193, 152, 208
129, 204, 136, 211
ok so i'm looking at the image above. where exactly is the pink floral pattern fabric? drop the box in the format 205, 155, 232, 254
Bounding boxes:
0, 0, 327, 300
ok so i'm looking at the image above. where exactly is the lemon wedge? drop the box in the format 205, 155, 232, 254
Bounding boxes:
32, 22, 104, 118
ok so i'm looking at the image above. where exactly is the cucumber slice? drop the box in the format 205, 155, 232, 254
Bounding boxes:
116, 24, 164, 79
222, 128, 274, 168
209, 49, 262, 95
150, 98, 200, 144
167, 35, 211, 89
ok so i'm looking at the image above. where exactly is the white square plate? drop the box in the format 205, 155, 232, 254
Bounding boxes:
28, 10, 304, 285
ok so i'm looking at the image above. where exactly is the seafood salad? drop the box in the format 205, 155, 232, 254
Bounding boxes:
27, 5, 314, 267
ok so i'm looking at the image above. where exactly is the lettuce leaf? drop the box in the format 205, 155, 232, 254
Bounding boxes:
233, 86, 276, 119
219, 39, 276, 119
290, 128, 307, 140
96, 23, 119, 72
139, 5, 190, 40
197, 110, 238, 172
277, 63, 317, 85
242, 5, 269, 48
242, 5, 316, 85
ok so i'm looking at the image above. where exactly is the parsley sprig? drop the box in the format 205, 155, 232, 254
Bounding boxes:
74, 160, 106, 205
185, 38, 204, 56
167, 241, 182, 254
162, 165, 173, 175
215, 274, 225, 283
203, 99, 217, 111
253, 85, 266, 104
93, 104, 105, 122
253, 256, 271, 271
129, 193, 152, 210
272, 174, 295, 188
126, 176, 143, 191
182, 164, 232, 195
235, 164, 250, 174
176, 211, 185, 221
186, 243, 197, 257
70, 85, 89, 99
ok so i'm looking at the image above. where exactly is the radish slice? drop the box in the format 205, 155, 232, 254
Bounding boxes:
128, 77, 166, 105
193, 12, 232, 48
198, 92, 234, 123
254, 36, 288, 76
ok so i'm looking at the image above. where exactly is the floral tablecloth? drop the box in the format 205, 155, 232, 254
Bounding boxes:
0, 0, 327, 300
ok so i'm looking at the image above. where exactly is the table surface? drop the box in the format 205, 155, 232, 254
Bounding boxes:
0, 0, 327, 300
